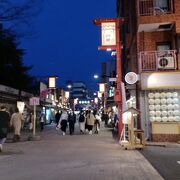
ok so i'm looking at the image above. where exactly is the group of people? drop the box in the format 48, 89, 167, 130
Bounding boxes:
55, 109, 101, 136
0, 106, 24, 152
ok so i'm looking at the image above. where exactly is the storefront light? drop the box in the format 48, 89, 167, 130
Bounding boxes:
99, 83, 105, 93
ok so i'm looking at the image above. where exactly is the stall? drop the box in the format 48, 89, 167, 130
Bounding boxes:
120, 107, 145, 150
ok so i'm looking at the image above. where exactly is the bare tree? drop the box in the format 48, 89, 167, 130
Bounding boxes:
0, 0, 45, 36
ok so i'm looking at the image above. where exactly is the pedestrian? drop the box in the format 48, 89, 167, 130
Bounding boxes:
93, 109, 101, 134
40, 113, 45, 131
68, 111, 76, 135
102, 110, 109, 127
58, 110, 68, 135
10, 107, 24, 142
55, 110, 61, 128
86, 110, 96, 134
78, 110, 85, 134
0, 106, 10, 152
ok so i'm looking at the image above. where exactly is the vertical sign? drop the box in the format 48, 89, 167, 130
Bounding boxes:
48, 76, 56, 89
101, 22, 116, 46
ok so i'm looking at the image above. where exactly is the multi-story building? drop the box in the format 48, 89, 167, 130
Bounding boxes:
117, 0, 180, 142
71, 81, 90, 110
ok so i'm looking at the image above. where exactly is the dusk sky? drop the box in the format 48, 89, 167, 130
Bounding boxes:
21, 0, 116, 89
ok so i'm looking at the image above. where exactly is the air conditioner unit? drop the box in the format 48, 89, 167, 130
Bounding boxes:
157, 57, 175, 69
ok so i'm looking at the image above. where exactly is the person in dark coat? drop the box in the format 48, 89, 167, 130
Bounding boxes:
55, 111, 61, 128
68, 111, 76, 135
0, 106, 10, 152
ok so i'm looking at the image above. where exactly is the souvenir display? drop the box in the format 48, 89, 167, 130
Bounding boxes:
162, 116, 168, 122
149, 105, 155, 111
154, 93, 160, 99
154, 99, 160, 104
148, 93, 154, 99
148, 91, 180, 122
172, 92, 178, 98
155, 105, 161, 111
160, 92, 166, 98
148, 99, 154, 105
160, 99, 166, 104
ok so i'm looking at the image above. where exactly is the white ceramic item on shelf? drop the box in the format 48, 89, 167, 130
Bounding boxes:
161, 111, 168, 117
168, 116, 174, 122
175, 116, 180, 122
173, 104, 179, 110
155, 111, 161, 117
172, 92, 178, 98
160, 92, 166, 98
155, 117, 162, 122
149, 99, 155, 105
167, 104, 173, 110
155, 99, 160, 105
149, 105, 155, 111
160, 99, 167, 104
172, 98, 179, 104
149, 111, 155, 116
161, 105, 167, 111
162, 116, 168, 122
148, 93, 154, 99
168, 111, 174, 116
155, 105, 161, 111
167, 98, 173, 104
150, 117, 156, 122
173, 110, 180, 116
166, 92, 172, 98
154, 92, 160, 99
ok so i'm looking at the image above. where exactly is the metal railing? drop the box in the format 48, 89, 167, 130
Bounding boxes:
138, 0, 174, 16
139, 50, 177, 72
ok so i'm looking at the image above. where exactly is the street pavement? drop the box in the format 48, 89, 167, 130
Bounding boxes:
141, 145, 180, 180
0, 124, 163, 180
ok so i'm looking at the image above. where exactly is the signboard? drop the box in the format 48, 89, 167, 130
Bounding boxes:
48, 76, 56, 89
17, 101, 25, 113
29, 97, 40, 106
125, 72, 138, 85
141, 72, 180, 90
109, 78, 117, 82
101, 22, 116, 46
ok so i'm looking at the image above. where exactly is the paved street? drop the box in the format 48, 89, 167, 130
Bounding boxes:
141, 145, 180, 180
0, 125, 163, 180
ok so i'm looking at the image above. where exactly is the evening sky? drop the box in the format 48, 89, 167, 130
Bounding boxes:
21, 0, 116, 89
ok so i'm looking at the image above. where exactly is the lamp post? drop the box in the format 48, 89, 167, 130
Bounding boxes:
94, 18, 124, 138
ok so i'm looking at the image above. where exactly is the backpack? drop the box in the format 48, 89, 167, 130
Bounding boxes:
79, 114, 85, 122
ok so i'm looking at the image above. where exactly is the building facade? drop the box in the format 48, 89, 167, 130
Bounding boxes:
117, 0, 180, 142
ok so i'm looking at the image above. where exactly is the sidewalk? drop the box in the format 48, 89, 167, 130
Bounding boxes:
0, 124, 164, 180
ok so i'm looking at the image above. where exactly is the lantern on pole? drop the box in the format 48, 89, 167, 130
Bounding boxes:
94, 18, 124, 138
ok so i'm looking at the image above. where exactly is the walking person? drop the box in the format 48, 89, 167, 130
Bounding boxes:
68, 111, 76, 135
58, 110, 68, 136
40, 113, 45, 131
55, 110, 61, 129
0, 106, 10, 152
86, 110, 96, 134
78, 110, 85, 134
10, 107, 24, 142
93, 109, 101, 134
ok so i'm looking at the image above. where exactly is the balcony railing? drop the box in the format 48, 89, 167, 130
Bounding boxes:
138, 0, 174, 16
139, 50, 177, 72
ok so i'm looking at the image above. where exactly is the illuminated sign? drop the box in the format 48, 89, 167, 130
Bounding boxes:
101, 22, 116, 46
48, 77, 56, 88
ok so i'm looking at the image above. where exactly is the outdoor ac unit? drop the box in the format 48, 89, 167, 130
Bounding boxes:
157, 57, 175, 69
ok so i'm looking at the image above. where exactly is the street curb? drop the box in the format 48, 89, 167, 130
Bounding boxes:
145, 142, 180, 148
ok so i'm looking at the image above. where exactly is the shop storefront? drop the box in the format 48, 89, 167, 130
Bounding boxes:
140, 72, 180, 142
